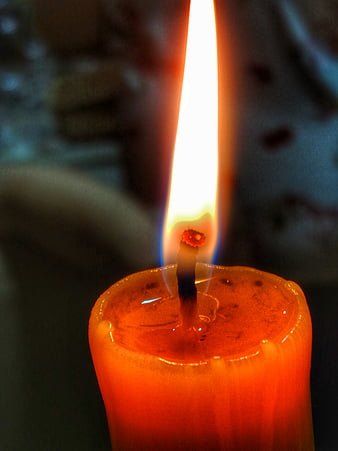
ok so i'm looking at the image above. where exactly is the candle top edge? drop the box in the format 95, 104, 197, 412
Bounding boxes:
89, 264, 311, 365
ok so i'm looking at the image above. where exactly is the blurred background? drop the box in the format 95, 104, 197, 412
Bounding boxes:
0, 0, 337, 449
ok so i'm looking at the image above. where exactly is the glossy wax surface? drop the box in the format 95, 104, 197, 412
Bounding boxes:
89, 264, 314, 451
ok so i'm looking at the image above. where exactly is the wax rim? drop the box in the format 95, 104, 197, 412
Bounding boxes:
89, 264, 311, 365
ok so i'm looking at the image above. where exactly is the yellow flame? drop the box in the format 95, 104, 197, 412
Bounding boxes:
162, 0, 219, 265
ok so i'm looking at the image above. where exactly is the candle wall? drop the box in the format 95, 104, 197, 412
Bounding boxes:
89, 264, 313, 451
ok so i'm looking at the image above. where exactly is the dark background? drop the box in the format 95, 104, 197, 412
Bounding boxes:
0, 1, 337, 450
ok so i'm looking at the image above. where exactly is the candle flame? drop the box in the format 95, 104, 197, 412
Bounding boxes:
162, 0, 219, 265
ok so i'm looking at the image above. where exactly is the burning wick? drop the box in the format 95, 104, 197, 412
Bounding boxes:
176, 229, 206, 329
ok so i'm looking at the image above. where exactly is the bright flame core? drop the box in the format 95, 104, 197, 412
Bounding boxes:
162, 0, 219, 265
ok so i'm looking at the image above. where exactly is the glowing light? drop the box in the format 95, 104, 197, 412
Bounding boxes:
162, 0, 219, 265
141, 297, 161, 305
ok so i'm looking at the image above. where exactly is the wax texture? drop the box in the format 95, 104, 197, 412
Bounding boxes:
89, 264, 314, 451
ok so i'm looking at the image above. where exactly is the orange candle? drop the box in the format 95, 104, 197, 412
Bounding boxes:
89, 1, 314, 449
89, 263, 313, 450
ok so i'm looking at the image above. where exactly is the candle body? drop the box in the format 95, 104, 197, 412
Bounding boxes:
89, 264, 313, 450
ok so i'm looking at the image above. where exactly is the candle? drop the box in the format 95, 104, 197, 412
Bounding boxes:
89, 263, 313, 450
89, 1, 314, 449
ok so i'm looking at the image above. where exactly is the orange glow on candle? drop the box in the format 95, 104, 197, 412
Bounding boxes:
89, 265, 314, 450
162, 0, 219, 266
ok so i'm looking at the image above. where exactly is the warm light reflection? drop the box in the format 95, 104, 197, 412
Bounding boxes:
162, 0, 219, 265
